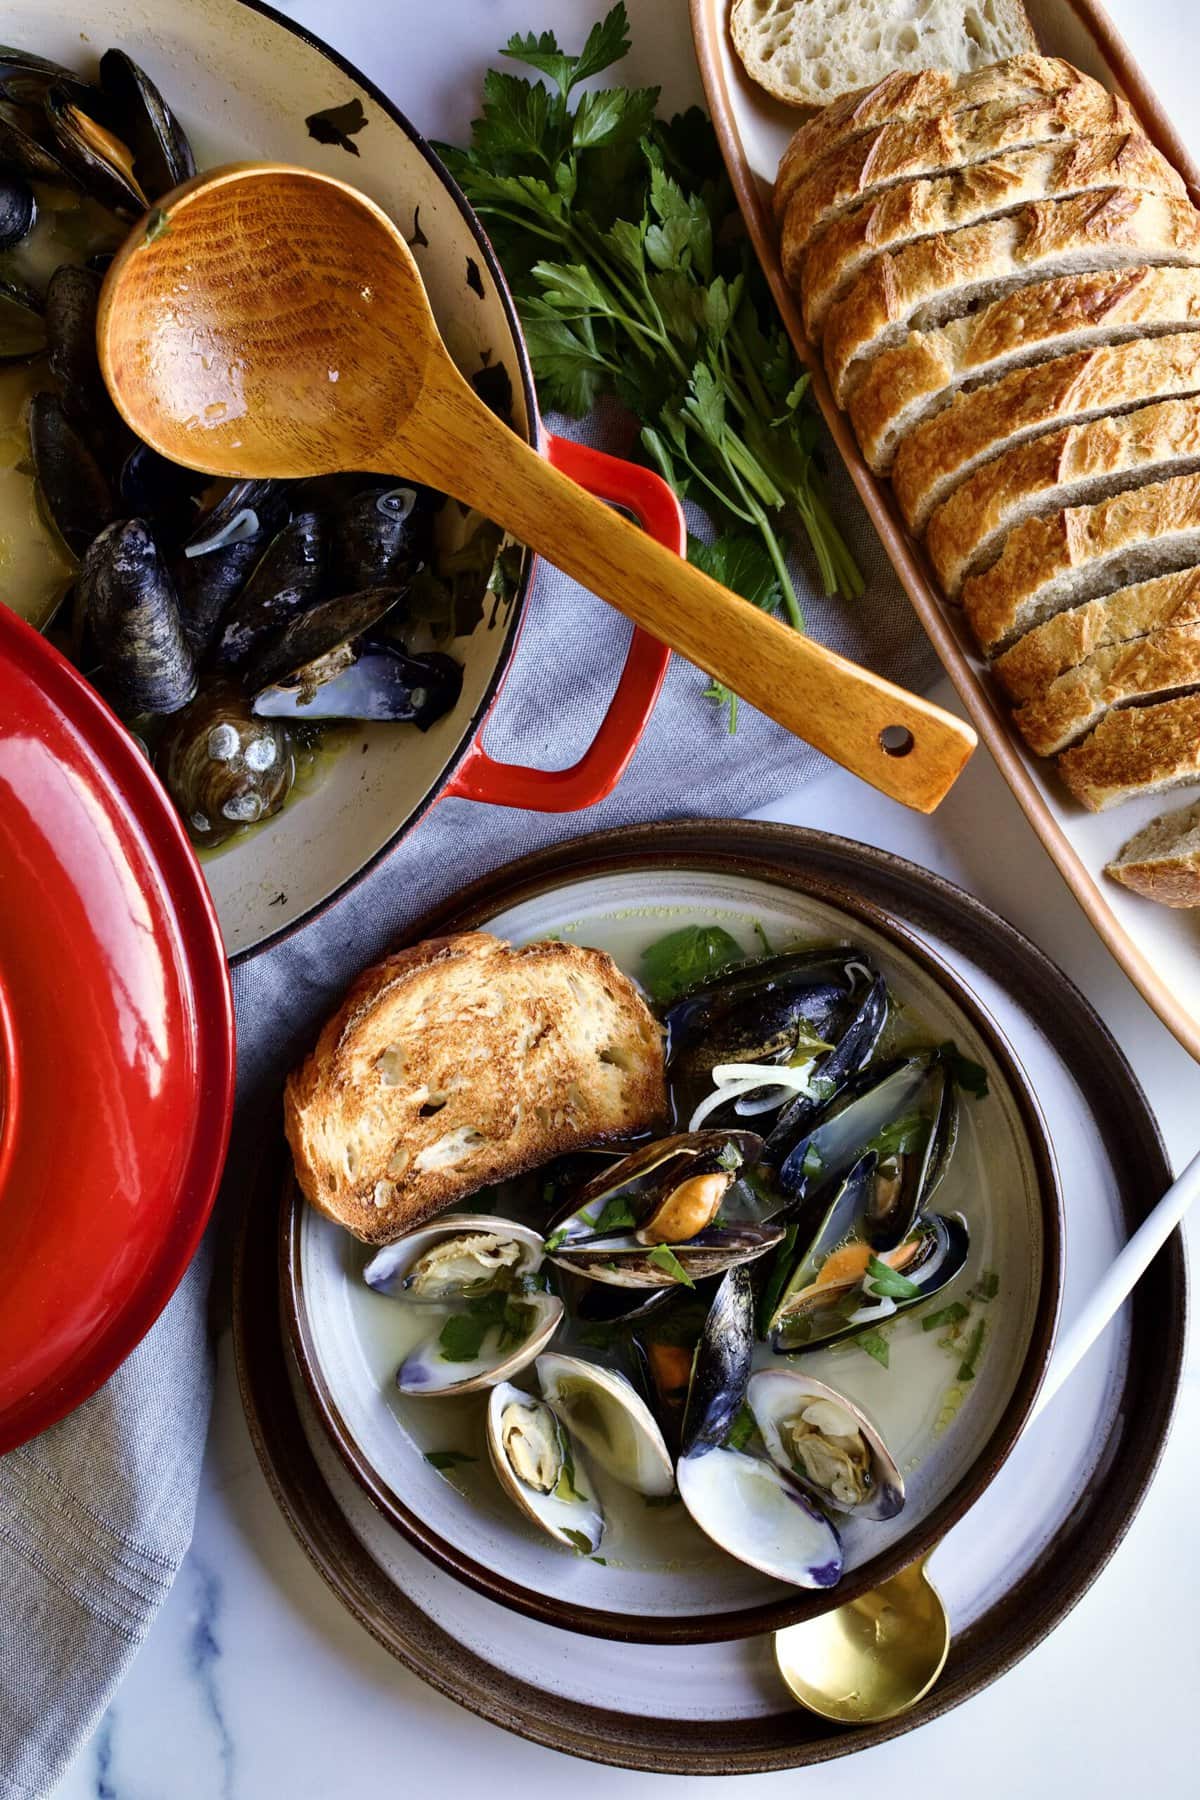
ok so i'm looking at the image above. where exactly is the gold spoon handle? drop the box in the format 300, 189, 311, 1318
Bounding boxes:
391, 360, 975, 812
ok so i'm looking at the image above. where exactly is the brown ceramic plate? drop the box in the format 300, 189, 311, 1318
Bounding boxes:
690, 0, 1200, 1064
278, 829, 1062, 1644
233, 822, 1184, 1769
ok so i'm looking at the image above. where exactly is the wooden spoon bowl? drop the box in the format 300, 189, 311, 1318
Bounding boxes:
98, 164, 976, 809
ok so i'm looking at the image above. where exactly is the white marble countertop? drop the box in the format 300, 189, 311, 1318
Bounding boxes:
54, 1, 1199, 1793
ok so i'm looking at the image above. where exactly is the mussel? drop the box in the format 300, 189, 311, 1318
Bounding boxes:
674, 1270, 844, 1590
748, 1370, 905, 1520
764, 1153, 969, 1353
487, 1383, 604, 1554
98, 49, 195, 200
41, 51, 193, 215
243, 585, 408, 695
79, 518, 197, 715
363, 1215, 564, 1397
28, 391, 115, 556
214, 511, 327, 669
157, 686, 292, 846
1, 281, 45, 364
177, 479, 291, 656
0, 173, 33, 250
665, 950, 887, 1134
252, 643, 463, 725
545, 1131, 784, 1289
331, 482, 432, 590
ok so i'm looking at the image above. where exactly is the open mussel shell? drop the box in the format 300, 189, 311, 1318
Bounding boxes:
177, 479, 291, 656
536, 1352, 675, 1498
665, 950, 885, 1132
680, 1266, 754, 1459
98, 49, 195, 201
363, 1215, 564, 1398
244, 585, 407, 694
487, 1383, 603, 1554
0, 280, 45, 364
80, 518, 197, 716
214, 511, 327, 670
252, 643, 463, 725
675, 1447, 844, 1590
774, 1052, 958, 1227
0, 45, 95, 106
157, 686, 293, 847
0, 104, 79, 187
748, 1370, 905, 1520
44, 83, 148, 213
764, 970, 889, 1157
0, 172, 34, 250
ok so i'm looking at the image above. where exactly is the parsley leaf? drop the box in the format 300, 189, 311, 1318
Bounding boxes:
856, 1330, 891, 1369
437, 1312, 489, 1363
640, 923, 742, 1003
562, 1528, 594, 1554
921, 1301, 970, 1333
957, 1320, 986, 1382
647, 1245, 695, 1288
939, 1041, 990, 1099
970, 1270, 1000, 1302
726, 1403, 757, 1451
865, 1255, 922, 1301
425, 1450, 478, 1472
593, 1195, 637, 1233
866, 1112, 928, 1159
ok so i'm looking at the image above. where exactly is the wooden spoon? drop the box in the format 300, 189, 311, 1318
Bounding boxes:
96, 164, 976, 809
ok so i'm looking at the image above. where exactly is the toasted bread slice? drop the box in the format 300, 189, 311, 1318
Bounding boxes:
286, 931, 667, 1244
1107, 798, 1200, 905
992, 567, 1200, 700
1013, 621, 1200, 756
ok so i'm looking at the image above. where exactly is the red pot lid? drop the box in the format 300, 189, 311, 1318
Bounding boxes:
0, 606, 234, 1452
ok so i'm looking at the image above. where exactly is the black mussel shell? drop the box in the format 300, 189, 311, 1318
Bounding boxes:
29, 391, 115, 556
680, 1268, 754, 1458
43, 83, 146, 214
80, 519, 197, 716
765, 970, 889, 1159
0, 171, 34, 249
332, 483, 432, 591
0, 46, 94, 106
664, 950, 883, 1130
252, 643, 463, 724
774, 1054, 941, 1210
44, 266, 133, 469
157, 687, 293, 847
0, 278, 44, 363
213, 511, 327, 670
177, 480, 291, 657
119, 443, 209, 548
0, 100, 79, 185
244, 586, 407, 693
98, 49, 195, 202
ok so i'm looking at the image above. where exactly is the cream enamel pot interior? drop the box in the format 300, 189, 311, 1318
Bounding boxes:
1, 0, 674, 962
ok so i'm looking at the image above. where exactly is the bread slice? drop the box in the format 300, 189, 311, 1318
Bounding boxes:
850, 267, 1200, 472
781, 84, 1136, 263
1107, 798, 1200, 905
285, 931, 667, 1244
822, 190, 1200, 406
962, 472, 1200, 652
1057, 691, 1200, 810
925, 394, 1200, 592
738, 1, 1038, 115
1013, 621, 1200, 755
993, 567, 1200, 699
794, 133, 1184, 340
773, 54, 1079, 211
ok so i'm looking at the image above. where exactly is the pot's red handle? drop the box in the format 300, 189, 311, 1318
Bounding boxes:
442, 435, 675, 812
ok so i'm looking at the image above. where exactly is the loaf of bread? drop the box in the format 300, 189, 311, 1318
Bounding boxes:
993, 568, 1200, 700
740, 2, 1039, 117
794, 133, 1184, 339
963, 471, 1200, 652
1106, 798, 1200, 904
850, 268, 1200, 472
285, 931, 667, 1243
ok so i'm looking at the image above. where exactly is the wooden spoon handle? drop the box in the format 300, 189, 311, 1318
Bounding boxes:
397, 366, 975, 811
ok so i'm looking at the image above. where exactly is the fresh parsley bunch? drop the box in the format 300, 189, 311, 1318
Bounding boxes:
438, 4, 864, 728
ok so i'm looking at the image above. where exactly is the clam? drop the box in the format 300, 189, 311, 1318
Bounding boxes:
157, 686, 293, 846
487, 1383, 603, 1554
748, 1370, 904, 1519
765, 1152, 969, 1353
362, 1215, 564, 1397
252, 642, 463, 725
664, 950, 887, 1133
545, 1131, 784, 1289
675, 1270, 844, 1589
535, 1352, 675, 1497
79, 518, 197, 716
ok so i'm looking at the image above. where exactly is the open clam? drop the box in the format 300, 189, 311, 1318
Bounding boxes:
363, 1215, 564, 1397
748, 1370, 904, 1520
545, 1131, 783, 1289
535, 1352, 674, 1498
675, 1270, 844, 1589
486, 1383, 603, 1554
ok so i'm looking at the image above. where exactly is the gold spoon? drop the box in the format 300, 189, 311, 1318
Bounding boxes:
774, 1551, 949, 1725
95, 163, 976, 811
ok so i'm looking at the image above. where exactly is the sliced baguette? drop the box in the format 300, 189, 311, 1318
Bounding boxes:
781, 84, 1135, 262
285, 931, 667, 1244
1012, 621, 1200, 755
850, 266, 1200, 472
1057, 691, 1200, 810
962, 472, 1200, 653
794, 132, 1184, 340
1106, 798, 1200, 905
740, 1, 1038, 117
993, 568, 1200, 700
822, 190, 1200, 406
773, 54, 1081, 214
923, 393, 1200, 590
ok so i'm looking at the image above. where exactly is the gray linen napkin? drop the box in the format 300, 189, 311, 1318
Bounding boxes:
0, 407, 935, 1798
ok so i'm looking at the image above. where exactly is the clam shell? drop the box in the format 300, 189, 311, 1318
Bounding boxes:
535, 1352, 674, 1498
748, 1369, 904, 1520
487, 1382, 603, 1553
